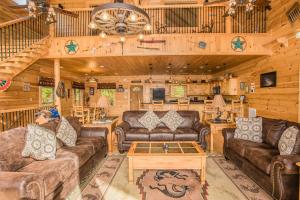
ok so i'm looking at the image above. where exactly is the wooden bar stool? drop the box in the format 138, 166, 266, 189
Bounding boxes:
202, 100, 214, 122
152, 100, 164, 111
231, 100, 244, 122
178, 99, 190, 110
73, 105, 88, 124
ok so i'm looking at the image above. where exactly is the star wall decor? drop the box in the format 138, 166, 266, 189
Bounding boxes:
0, 80, 11, 92
65, 40, 79, 55
231, 36, 247, 52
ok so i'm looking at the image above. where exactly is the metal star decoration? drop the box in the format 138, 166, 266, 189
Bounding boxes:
65, 40, 79, 55
231, 36, 246, 52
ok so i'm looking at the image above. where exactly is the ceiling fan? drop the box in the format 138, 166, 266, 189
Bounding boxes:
10, 0, 78, 24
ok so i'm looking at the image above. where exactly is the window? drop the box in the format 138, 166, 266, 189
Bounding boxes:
165, 8, 199, 27
100, 89, 116, 106
13, 0, 27, 5
170, 85, 187, 98
74, 88, 83, 105
40, 87, 54, 105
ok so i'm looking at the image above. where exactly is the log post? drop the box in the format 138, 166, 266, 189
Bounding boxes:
54, 59, 61, 114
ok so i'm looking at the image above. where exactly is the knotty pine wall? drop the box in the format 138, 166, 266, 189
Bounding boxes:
0, 0, 26, 23
214, 0, 300, 122
0, 62, 81, 116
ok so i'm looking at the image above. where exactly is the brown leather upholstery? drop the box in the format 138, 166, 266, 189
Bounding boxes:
0, 117, 108, 200
223, 117, 300, 200
116, 110, 210, 152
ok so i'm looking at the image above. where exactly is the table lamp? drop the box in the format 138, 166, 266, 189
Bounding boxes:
97, 96, 109, 121
212, 94, 226, 123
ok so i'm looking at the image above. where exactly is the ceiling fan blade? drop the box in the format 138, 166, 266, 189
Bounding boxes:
203, 0, 228, 5
52, 7, 79, 18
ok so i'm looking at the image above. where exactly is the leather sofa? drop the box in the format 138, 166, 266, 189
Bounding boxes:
223, 117, 300, 200
0, 117, 108, 200
115, 110, 210, 153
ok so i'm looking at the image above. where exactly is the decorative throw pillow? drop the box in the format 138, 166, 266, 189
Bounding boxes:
161, 110, 185, 132
56, 117, 77, 147
22, 124, 56, 160
39, 120, 63, 149
234, 117, 263, 143
278, 126, 299, 155
138, 111, 161, 131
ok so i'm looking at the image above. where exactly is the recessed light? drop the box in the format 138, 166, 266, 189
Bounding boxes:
296, 31, 300, 39
99, 65, 105, 68
183, 66, 187, 69
208, 69, 212, 72
200, 66, 204, 69
216, 66, 221, 69
85, 73, 88, 76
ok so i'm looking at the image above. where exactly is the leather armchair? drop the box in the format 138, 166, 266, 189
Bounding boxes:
0, 172, 44, 200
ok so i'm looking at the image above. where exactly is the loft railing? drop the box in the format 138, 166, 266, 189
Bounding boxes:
54, 5, 267, 37
0, 13, 49, 61
0, 105, 52, 132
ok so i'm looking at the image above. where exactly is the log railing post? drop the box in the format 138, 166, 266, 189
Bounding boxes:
54, 58, 62, 114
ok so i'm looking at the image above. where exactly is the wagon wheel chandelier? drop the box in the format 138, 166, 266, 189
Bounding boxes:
89, 0, 151, 42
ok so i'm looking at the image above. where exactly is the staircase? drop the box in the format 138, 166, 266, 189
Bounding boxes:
0, 14, 49, 80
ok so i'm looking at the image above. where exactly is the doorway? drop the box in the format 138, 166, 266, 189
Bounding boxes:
130, 85, 143, 110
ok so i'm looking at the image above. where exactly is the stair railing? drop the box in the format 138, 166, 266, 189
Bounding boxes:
0, 13, 49, 61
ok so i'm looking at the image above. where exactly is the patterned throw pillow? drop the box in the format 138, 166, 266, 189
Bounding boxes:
234, 117, 263, 143
22, 124, 56, 160
138, 111, 161, 131
278, 126, 299, 155
56, 117, 77, 147
161, 110, 185, 132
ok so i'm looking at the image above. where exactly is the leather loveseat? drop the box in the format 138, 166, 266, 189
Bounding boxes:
0, 117, 108, 200
223, 117, 300, 200
115, 110, 210, 153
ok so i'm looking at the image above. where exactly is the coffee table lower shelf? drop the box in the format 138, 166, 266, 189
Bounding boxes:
127, 142, 207, 185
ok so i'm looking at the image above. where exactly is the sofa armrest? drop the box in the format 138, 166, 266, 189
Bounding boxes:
222, 128, 236, 148
271, 154, 300, 175
80, 127, 108, 141
193, 122, 210, 150
0, 172, 44, 200
115, 122, 131, 153
270, 155, 300, 200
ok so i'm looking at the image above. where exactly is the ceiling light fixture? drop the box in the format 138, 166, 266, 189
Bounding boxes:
296, 31, 300, 39
89, 0, 151, 40
100, 31, 107, 38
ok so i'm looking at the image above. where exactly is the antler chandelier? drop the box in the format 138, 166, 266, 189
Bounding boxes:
89, 0, 151, 41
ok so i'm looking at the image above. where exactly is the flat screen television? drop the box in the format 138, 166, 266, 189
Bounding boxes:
260, 71, 277, 88
152, 88, 165, 101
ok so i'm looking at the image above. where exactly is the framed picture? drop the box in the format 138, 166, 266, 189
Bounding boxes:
260, 72, 277, 88
89, 87, 95, 96
240, 82, 246, 90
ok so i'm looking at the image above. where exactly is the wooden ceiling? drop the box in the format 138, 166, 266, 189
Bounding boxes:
0, 0, 26, 23
41, 55, 264, 76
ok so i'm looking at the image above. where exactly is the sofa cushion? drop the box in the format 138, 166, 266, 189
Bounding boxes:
262, 118, 287, 147
278, 126, 299, 155
244, 147, 279, 175
150, 133, 174, 141
76, 137, 106, 153
18, 157, 76, 196
0, 127, 35, 171
22, 124, 57, 161
65, 116, 82, 137
57, 117, 77, 147
161, 110, 184, 131
174, 128, 198, 141
57, 143, 94, 167
125, 128, 149, 141
138, 111, 161, 131
40, 120, 63, 149
234, 117, 263, 143
228, 138, 272, 157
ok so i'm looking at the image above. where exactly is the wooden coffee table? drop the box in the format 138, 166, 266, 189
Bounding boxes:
127, 141, 207, 184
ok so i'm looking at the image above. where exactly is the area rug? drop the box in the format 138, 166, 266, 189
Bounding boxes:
213, 156, 273, 200
137, 170, 209, 200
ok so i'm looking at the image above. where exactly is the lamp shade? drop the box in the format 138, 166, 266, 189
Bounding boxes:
97, 96, 109, 108
212, 94, 226, 109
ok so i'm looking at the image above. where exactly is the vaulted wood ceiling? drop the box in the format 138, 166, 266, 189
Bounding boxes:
0, 0, 26, 23
41, 54, 264, 76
